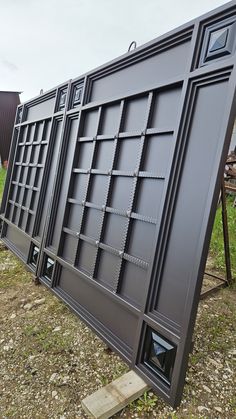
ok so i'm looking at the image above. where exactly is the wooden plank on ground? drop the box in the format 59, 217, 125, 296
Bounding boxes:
81, 370, 150, 419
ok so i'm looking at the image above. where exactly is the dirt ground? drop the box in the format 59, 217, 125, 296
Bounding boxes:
0, 243, 235, 419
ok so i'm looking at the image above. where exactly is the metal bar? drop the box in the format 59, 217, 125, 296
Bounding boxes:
91, 100, 125, 281
200, 281, 227, 299
73, 106, 103, 267
116, 92, 154, 293
221, 182, 233, 284
204, 271, 227, 282
201, 180, 233, 298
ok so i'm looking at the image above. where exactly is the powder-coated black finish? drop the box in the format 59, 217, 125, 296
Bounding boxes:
1, 2, 236, 407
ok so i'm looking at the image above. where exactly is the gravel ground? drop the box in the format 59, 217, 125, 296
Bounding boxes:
0, 243, 235, 418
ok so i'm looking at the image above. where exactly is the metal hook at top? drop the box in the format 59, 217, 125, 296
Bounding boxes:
128, 41, 137, 52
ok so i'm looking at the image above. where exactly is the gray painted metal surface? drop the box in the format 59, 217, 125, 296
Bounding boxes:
1, 2, 236, 407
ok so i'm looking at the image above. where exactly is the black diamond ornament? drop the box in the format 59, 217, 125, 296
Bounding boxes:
150, 341, 167, 370
144, 329, 177, 385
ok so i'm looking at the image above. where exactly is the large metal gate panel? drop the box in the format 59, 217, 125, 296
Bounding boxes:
1, 2, 236, 408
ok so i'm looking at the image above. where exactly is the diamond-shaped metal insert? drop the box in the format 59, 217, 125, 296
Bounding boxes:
43, 257, 54, 281
144, 329, 176, 385
208, 28, 229, 53
73, 85, 83, 105
59, 89, 67, 110
150, 340, 167, 370
17, 108, 23, 124
31, 245, 39, 267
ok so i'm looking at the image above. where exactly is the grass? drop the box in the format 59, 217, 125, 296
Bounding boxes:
0, 244, 30, 289
23, 322, 74, 354
130, 391, 158, 413
209, 196, 236, 278
0, 168, 6, 203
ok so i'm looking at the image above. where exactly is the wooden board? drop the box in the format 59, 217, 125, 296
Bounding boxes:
81, 370, 149, 419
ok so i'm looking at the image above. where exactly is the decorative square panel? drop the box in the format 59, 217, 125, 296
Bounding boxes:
72, 83, 83, 107
143, 328, 176, 386
199, 17, 236, 66
30, 245, 39, 267
43, 256, 54, 281
17, 107, 23, 124
58, 88, 67, 111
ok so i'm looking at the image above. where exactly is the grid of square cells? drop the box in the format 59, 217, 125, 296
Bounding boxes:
6, 120, 51, 236
61, 86, 181, 308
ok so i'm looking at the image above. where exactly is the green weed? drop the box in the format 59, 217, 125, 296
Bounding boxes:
209, 196, 236, 278
23, 323, 74, 354
135, 391, 158, 413
0, 167, 6, 203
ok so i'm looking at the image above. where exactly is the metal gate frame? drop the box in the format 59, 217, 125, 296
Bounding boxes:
1, 2, 236, 407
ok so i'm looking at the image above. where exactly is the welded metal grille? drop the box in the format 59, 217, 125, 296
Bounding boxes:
6, 120, 51, 234
58, 87, 181, 307
1, 2, 236, 408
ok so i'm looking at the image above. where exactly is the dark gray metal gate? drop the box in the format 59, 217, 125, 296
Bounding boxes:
1, 2, 236, 407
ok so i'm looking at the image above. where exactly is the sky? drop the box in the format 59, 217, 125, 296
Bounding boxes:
0, 0, 229, 102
